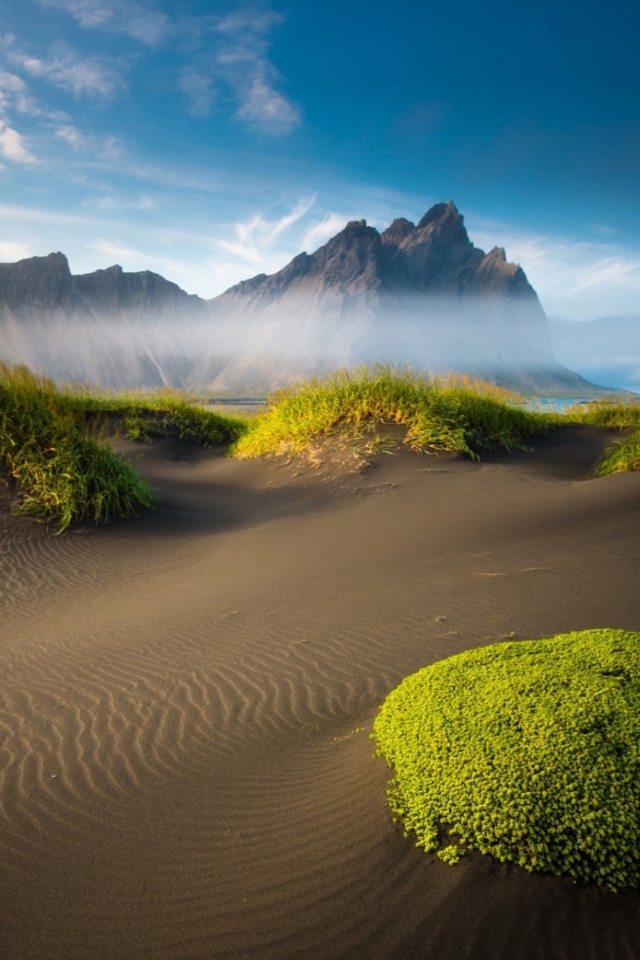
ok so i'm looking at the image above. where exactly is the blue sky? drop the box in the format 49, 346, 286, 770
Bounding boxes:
0, 0, 638, 319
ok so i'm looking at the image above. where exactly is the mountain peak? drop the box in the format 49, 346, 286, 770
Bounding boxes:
381, 217, 416, 246
344, 219, 368, 231
417, 200, 462, 230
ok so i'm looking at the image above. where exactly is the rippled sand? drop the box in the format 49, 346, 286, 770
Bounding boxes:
1, 426, 640, 960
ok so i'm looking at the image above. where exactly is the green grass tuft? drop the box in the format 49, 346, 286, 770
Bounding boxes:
591, 430, 640, 476
0, 364, 158, 530
230, 366, 557, 461
563, 398, 640, 430
0, 364, 248, 530
562, 399, 640, 475
372, 629, 640, 891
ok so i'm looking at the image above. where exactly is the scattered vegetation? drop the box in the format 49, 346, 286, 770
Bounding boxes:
2, 361, 639, 530
59, 385, 248, 448
564, 398, 640, 430
0, 363, 246, 530
372, 629, 640, 891
230, 366, 558, 461
564, 399, 640, 475
592, 431, 640, 475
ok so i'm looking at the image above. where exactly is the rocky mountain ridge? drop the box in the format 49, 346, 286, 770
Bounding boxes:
0, 202, 609, 395
0, 251, 204, 318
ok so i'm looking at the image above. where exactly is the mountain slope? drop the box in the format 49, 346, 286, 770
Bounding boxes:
0, 203, 609, 395
204, 202, 596, 395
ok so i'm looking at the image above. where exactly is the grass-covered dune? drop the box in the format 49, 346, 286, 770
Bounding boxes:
231, 366, 559, 460
2, 362, 639, 530
565, 399, 640, 475
372, 629, 640, 891
0, 363, 246, 531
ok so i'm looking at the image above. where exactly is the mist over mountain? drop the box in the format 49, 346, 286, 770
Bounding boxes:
0, 252, 209, 387
0, 202, 612, 395
549, 315, 640, 394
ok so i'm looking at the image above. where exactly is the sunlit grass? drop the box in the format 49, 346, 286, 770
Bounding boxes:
2, 361, 639, 530
0, 363, 247, 530
230, 365, 559, 461
563, 398, 640, 475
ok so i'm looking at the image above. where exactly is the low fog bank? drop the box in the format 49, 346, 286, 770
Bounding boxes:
549, 316, 640, 395
0, 296, 605, 397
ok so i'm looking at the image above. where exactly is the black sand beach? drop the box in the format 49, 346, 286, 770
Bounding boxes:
1, 425, 640, 959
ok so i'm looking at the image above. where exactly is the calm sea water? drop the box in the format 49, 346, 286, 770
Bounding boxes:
520, 397, 639, 413
205, 397, 638, 416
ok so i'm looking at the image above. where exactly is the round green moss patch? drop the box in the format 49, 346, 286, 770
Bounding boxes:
372, 629, 640, 890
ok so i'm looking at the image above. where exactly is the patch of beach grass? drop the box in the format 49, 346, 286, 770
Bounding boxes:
0, 364, 157, 530
230, 366, 557, 461
0, 364, 249, 529
372, 628, 640, 891
58, 385, 248, 448
591, 430, 640, 475
562, 399, 640, 475
563, 398, 640, 430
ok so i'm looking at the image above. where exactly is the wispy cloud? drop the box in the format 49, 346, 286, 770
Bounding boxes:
20, 43, 125, 99
471, 219, 640, 319
234, 73, 300, 135
5, 5, 299, 135
1, 32, 127, 100
0, 68, 42, 116
177, 8, 301, 135
34, 0, 171, 47
0, 202, 122, 226
177, 65, 216, 116
302, 213, 352, 250
0, 119, 37, 163
215, 197, 315, 262
54, 124, 124, 160
88, 238, 188, 275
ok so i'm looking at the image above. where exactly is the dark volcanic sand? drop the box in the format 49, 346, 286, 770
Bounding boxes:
1, 425, 640, 960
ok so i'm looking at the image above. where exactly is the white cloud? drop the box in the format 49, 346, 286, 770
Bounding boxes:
177, 9, 301, 135
470, 219, 640, 320
54, 123, 87, 147
215, 197, 316, 263
0, 120, 36, 163
0, 240, 31, 261
215, 10, 283, 37
85, 192, 156, 212
302, 213, 352, 250
177, 66, 216, 116
8, 6, 299, 134
234, 71, 301, 135
54, 124, 125, 159
20, 43, 125, 98
0, 68, 41, 116
35, 0, 170, 47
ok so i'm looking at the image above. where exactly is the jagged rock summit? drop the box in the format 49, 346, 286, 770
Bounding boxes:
0, 201, 606, 395
205, 201, 596, 394
218, 201, 538, 303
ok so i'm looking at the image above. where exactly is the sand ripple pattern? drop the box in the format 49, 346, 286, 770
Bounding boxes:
2, 444, 640, 959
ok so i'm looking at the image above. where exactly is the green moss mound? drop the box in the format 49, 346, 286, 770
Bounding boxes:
372, 629, 640, 890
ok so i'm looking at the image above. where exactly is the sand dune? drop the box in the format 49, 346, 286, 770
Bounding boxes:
1, 425, 640, 959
